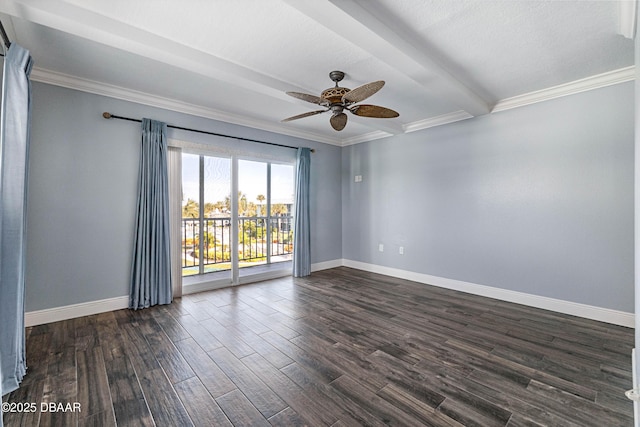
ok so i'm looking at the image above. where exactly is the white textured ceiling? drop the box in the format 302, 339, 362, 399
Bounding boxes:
0, 0, 635, 145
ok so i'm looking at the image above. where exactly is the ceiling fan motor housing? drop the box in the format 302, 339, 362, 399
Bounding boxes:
321, 70, 351, 105
321, 86, 351, 104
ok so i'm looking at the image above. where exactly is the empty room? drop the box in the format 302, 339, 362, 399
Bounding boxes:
0, 1, 638, 426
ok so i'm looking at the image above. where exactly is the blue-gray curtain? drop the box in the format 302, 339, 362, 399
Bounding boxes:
130, 118, 172, 309
293, 147, 311, 277
0, 43, 33, 399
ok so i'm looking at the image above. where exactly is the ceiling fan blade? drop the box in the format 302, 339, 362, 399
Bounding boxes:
342, 81, 385, 103
330, 113, 348, 131
281, 109, 328, 122
350, 104, 399, 118
286, 91, 328, 106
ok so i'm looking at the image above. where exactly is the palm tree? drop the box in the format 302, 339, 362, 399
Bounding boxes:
182, 198, 199, 218
271, 203, 288, 216
204, 202, 216, 217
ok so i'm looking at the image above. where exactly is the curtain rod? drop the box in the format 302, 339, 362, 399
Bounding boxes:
102, 112, 314, 153
0, 20, 11, 50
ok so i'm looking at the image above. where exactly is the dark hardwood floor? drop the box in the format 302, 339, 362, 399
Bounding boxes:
3, 267, 634, 426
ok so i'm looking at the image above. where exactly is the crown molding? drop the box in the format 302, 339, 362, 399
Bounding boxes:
492, 66, 635, 113
340, 130, 393, 146
29, 67, 343, 146
403, 110, 473, 133
29, 65, 635, 147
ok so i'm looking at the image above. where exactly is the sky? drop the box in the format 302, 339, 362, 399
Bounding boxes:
182, 153, 295, 206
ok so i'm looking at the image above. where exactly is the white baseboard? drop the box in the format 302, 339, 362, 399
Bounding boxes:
25, 295, 129, 327
311, 259, 344, 272
342, 259, 634, 328
24, 261, 335, 326
24, 259, 633, 328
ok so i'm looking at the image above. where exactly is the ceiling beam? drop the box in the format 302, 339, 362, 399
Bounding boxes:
283, 0, 490, 117
1, 0, 403, 137
1, 0, 308, 101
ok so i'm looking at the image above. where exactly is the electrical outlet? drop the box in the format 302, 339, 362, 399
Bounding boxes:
399, 246, 404, 255
354, 175, 362, 182
378, 243, 384, 252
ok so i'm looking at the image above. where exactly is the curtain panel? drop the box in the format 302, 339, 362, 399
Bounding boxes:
0, 43, 33, 399
293, 147, 311, 277
130, 118, 172, 309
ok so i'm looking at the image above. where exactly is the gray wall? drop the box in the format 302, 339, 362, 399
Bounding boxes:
342, 82, 634, 312
25, 83, 342, 311
26, 80, 633, 313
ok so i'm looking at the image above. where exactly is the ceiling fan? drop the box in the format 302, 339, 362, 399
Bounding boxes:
282, 71, 399, 131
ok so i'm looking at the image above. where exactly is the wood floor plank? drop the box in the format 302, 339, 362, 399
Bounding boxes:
137, 318, 195, 384
200, 317, 256, 358
437, 397, 508, 427
102, 354, 154, 427
3, 267, 633, 427
208, 347, 287, 419
40, 320, 78, 427
291, 336, 387, 392
446, 338, 598, 400
377, 383, 464, 427
19, 327, 52, 386
1, 379, 44, 427
464, 369, 586, 427
174, 314, 224, 352
279, 361, 365, 426
77, 347, 113, 421
329, 374, 428, 426
150, 306, 192, 341
267, 407, 307, 426
231, 323, 293, 369
215, 389, 270, 427
526, 379, 633, 426
173, 338, 237, 398
120, 321, 193, 426
77, 409, 116, 427
242, 352, 338, 426
260, 330, 343, 384
370, 346, 515, 425
136, 368, 193, 426
174, 377, 232, 427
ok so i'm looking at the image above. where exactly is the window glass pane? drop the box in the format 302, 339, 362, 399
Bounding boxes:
270, 163, 294, 263
270, 163, 295, 213
203, 156, 231, 272
238, 160, 267, 268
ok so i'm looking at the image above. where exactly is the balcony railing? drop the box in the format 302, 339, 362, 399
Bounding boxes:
182, 216, 293, 275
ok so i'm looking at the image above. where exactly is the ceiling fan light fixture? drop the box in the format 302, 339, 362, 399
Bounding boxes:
330, 112, 348, 131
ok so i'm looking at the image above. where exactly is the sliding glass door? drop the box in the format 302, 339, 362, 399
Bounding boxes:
181, 153, 294, 282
